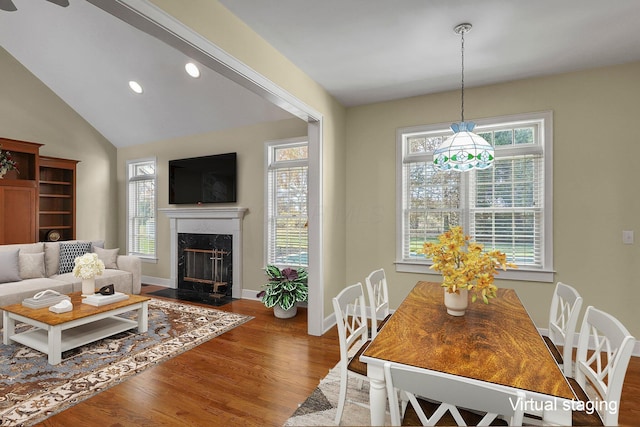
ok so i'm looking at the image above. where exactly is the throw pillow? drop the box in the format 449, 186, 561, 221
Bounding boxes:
94, 246, 119, 269
91, 240, 105, 251
19, 251, 46, 279
58, 242, 92, 274
0, 249, 21, 283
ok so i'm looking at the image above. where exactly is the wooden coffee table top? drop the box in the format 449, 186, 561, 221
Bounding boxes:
1, 292, 150, 326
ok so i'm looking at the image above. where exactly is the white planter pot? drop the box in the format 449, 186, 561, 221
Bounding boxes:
82, 278, 96, 296
274, 304, 297, 319
444, 288, 468, 316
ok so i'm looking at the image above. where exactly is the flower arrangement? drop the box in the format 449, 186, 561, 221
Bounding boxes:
0, 145, 19, 179
257, 265, 308, 311
422, 226, 516, 303
72, 252, 105, 279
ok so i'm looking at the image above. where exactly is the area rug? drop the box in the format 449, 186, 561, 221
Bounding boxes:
284, 364, 390, 426
0, 298, 252, 426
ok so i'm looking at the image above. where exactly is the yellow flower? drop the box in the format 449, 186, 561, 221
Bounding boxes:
422, 226, 517, 304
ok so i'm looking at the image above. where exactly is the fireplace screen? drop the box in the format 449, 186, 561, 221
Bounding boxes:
178, 233, 232, 299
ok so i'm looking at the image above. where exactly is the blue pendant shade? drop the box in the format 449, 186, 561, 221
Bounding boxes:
433, 121, 494, 171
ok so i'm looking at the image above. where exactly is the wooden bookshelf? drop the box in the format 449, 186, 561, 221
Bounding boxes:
39, 156, 79, 242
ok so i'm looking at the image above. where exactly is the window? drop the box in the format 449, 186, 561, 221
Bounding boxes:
266, 138, 308, 267
396, 112, 553, 281
127, 158, 156, 259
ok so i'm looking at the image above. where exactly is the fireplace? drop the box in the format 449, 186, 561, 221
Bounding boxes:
160, 207, 247, 302
178, 233, 232, 301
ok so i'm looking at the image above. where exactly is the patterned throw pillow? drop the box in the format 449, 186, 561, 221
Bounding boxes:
58, 242, 92, 274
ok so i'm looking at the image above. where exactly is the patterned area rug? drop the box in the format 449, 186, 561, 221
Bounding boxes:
284, 364, 390, 426
0, 298, 252, 426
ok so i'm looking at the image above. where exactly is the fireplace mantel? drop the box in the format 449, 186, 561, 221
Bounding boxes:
159, 207, 247, 220
160, 207, 247, 297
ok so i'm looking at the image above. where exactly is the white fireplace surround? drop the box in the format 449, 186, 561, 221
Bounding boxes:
159, 207, 247, 298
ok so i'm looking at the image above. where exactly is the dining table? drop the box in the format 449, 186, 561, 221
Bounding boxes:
360, 281, 577, 426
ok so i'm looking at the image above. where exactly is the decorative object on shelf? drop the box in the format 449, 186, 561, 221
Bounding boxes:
257, 265, 308, 319
422, 226, 516, 315
433, 23, 494, 172
47, 229, 61, 242
0, 144, 19, 179
72, 252, 105, 296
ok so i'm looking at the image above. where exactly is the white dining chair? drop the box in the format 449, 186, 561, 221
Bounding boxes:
569, 306, 635, 426
365, 268, 391, 339
332, 282, 370, 425
543, 281, 583, 377
384, 362, 526, 426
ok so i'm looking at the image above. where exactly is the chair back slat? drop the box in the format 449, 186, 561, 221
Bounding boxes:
365, 268, 390, 339
548, 282, 583, 376
333, 283, 368, 361
384, 362, 525, 426
575, 306, 635, 425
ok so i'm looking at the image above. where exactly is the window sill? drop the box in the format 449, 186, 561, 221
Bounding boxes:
129, 255, 158, 264
395, 261, 555, 283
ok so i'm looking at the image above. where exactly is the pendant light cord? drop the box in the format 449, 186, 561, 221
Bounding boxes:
460, 28, 465, 123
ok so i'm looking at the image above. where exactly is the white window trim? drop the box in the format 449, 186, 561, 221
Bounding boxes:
126, 157, 158, 262
395, 111, 554, 282
264, 136, 309, 268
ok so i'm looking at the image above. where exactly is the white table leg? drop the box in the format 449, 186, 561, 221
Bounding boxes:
367, 363, 387, 426
138, 301, 148, 332
48, 325, 62, 365
3, 311, 15, 345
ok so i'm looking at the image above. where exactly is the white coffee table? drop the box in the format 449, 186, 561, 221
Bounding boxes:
2, 292, 150, 365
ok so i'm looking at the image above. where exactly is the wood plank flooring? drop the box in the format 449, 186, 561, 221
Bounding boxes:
38, 285, 640, 426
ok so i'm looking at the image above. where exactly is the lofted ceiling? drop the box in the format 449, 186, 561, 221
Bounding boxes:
2, 0, 640, 148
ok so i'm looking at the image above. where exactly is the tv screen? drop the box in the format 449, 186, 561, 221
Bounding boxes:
169, 153, 237, 204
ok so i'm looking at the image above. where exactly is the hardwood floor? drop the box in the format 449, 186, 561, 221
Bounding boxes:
39, 285, 640, 426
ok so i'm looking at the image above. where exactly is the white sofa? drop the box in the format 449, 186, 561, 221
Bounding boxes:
0, 240, 141, 327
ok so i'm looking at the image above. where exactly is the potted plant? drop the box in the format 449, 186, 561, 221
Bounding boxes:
257, 265, 308, 319
0, 144, 19, 179
422, 226, 516, 315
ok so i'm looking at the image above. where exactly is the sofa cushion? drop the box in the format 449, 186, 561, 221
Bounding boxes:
45, 240, 105, 277
0, 242, 44, 254
58, 241, 92, 274
53, 269, 134, 295
19, 251, 46, 279
0, 249, 21, 284
94, 247, 119, 269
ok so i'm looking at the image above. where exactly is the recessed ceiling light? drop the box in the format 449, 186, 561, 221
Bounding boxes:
185, 62, 200, 78
128, 80, 143, 94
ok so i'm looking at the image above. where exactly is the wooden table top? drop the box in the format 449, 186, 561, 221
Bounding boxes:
362, 281, 576, 400
1, 292, 150, 326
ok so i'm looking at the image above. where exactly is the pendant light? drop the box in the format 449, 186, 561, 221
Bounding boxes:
433, 23, 494, 171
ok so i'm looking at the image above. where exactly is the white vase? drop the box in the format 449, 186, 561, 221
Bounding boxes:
274, 304, 297, 319
82, 278, 96, 295
444, 288, 468, 316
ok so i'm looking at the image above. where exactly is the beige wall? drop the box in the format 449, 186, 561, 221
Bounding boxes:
150, 0, 348, 317
0, 47, 118, 246
346, 61, 640, 337
117, 118, 308, 290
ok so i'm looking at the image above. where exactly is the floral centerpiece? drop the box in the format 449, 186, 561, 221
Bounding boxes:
257, 265, 308, 318
73, 252, 105, 295
0, 145, 19, 179
422, 226, 516, 304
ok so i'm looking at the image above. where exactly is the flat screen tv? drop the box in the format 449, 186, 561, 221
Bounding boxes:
169, 152, 237, 204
